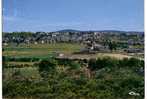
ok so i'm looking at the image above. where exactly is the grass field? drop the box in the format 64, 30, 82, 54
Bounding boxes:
3, 43, 144, 60
98, 53, 131, 59
7, 62, 35, 65
3, 43, 84, 58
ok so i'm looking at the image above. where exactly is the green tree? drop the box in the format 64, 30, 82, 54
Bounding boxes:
108, 41, 117, 51
88, 59, 97, 71
69, 61, 81, 70
38, 59, 57, 78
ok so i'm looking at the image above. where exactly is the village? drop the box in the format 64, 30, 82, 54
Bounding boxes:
3, 30, 144, 55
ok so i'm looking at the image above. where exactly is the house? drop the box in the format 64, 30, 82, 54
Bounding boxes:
124, 48, 144, 53
3, 42, 8, 46
34, 42, 38, 45
41, 40, 45, 44
93, 44, 105, 51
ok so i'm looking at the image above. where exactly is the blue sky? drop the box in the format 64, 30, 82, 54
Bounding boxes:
3, 0, 144, 32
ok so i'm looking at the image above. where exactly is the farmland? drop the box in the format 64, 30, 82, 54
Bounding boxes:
3, 43, 84, 57
3, 43, 143, 69
3, 43, 143, 60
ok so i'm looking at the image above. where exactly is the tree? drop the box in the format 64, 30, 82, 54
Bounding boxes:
70, 61, 81, 70
108, 41, 117, 51
2, 56, 7, 69
38, 59, 57, 78
88, 59, 97, 71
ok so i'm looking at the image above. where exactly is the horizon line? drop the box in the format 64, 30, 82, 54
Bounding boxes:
2, 29, 144, 33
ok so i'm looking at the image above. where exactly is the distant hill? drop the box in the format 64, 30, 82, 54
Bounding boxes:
56, 29, 82, 33
55, 29, 144, 34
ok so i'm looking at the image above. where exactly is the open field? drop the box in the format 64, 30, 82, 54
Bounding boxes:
99, 53, 143, 60
3, 43, 143, 59
3, 43, 84, 58
57, 53, 132, 60
7, 62, 35, 65
57, 53, 144, 62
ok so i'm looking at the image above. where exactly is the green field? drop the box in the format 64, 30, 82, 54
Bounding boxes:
3, 43, 84, 58
3, 43, 144, 64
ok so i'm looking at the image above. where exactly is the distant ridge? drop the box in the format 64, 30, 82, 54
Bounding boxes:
55, 29, 144, 34
56, 29, 82, 33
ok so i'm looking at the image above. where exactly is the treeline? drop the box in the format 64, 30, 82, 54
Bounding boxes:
3, 56, 144, 70
3, 56, 40, 62
3, 32, 33, 37
88, 57, 144, 71
38, 57, 144, 71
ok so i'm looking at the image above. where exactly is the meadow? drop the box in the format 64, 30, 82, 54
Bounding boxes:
3, 43, 142, 60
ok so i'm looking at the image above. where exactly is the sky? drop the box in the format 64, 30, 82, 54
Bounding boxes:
3, 0, 144, 32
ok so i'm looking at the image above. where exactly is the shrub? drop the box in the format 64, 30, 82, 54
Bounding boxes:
88, 57, 119, 71
88, 59, 97, 71
31, 58, 40, 62
119, 58, 144, 68
69, 61, 81, 70
96, 57, 118, 69
38, 59, 57, 78
57, 59, 71, 66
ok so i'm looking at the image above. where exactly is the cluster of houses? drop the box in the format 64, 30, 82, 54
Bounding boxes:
3, 31, 144, 53
3, 32, 102, 44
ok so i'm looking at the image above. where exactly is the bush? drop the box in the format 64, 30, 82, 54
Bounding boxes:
38, 59, 57, 78
69, 61, 81, 70
4, 57, 40, 62
31, 58, 40, 62
96, 57, 118, 68
119, 58, 144, 68
88, 59, 97, 71
57, 59, 71, 66
3, 57, 144, 99
88, 57, 119, 71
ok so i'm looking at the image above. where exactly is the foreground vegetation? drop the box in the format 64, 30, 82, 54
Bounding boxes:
3, 56, 144, 99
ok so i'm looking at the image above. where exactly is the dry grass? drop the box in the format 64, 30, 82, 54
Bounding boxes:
97, 53, 132, 59
7, 62, 36, 65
